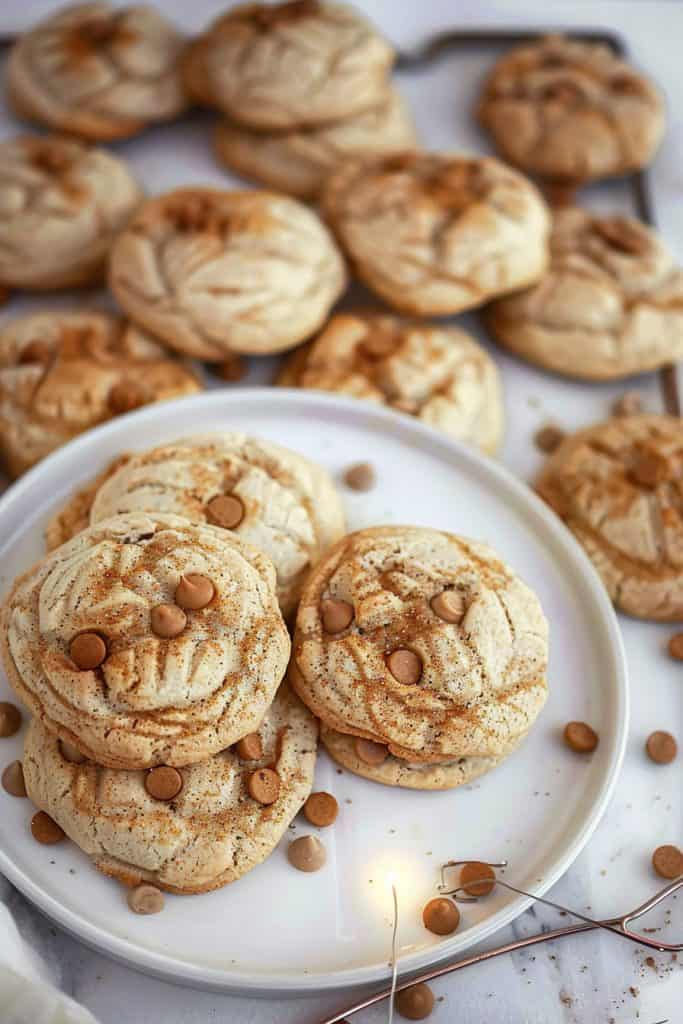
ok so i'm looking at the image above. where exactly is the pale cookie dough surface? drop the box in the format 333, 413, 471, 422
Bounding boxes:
485, 207, 683, 380
0, 134, 143, 290
46, 433, 346, 618
1, 513, 290, 769
477, 34, 665, 183
291, 526, 548, 762
322, 153, 550, 316
214, 89, 417, 200
537, 415, 683, 621
23, 685, 317, 894
45, 454, 133, 551
277, 313, 503, 454
7, 2, 188, 141
182, 1, 394, 129
109, 187, 347, 359
320, 724, 504, 791
0, 312, 201, 479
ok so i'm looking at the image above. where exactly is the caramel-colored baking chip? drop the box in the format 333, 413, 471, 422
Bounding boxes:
646, 731, 677, 765
460, 861, 496, 897
108, 382, 146, 415
206, 494, 244, 529
667, 633, 683, 660
174, 574, 215, 610
59, 739, 86, 764
563, 721, 599, 753
422, 897, 460, 936
214, 355, 245, 382
354, 737, 388, 766
287, 834, 326, 873
19, 339, 51, 364
612, 392, 643, 418
127, 883, 165, 915
343, 462, 376, 492
0, 701, 22, 738
236, 732, 263, 761
395, 982, 435, 1020
150, 603, 187, 638
248, 767, 281, 805
321, 598, 354, 634
652, 844, 683, 880
430, 590, 466, 624
631, 448, 670, 488
31, 811, 65, 845
145, 765, 183, 801
387, 649, 422, 685
69, 632, 107, 670
303, 791, 338, 827
2, 760, 26, 797
534, 424, 565, 454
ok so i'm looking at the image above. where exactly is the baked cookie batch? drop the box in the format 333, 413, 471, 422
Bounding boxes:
0, 0, 679, 909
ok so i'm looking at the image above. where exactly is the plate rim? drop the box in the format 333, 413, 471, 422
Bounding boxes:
0, 388, 629, 995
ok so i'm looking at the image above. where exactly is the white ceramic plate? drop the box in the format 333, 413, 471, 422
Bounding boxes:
0, 390, 628, 995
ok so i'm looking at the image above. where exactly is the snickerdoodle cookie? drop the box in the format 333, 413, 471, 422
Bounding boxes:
477, 35, 665, 184
277, 313, 503, 453
2, 513, 290, 769
290, 526, 548, 772
109, 188, 346, 359
0, 312, 201, 479
23, 685, 317, 893
485, 208, 683, 380
0, 135, 142, 291
7, 2, 188, 141
322, 153, 550, 316
46, 434, 346, 618
537, 415, 683, 620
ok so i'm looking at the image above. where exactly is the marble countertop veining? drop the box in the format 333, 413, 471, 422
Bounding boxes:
1, 1, 682, 1021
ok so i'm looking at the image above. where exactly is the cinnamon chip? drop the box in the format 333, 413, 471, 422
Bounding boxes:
108, 381, 146, 415
0, 702, 21, 738
248, 767, 281, 805
127, 883, 165, 915
59, 740, 85, 764
612, 391, 642, 418
19, 339, 51, 365
652, 844, 683, 880
343, 461, 376, 492
31, 811, 65, 845
534, 423, 565, 454
395, 982, 435, 1020
236, 733, 263, 761
287, 834, 326, 873
563, 721, 599, 753
459, 861, 496, 897
387, 649, 422, 685
354, 737, 388, 766
174, 574, 215, 610
150, 603, 187, 638
321, 598, 354, 633
430, 590, 466, 624
214, 355, 245, 382
630, 448, 670, 488
69, 632, 106, 670
645, 731, 677, 765
667, 633, 683, 660
422, 897, 460, 936
2, 760, 26, 797
145, 765, 183, 801
206, 494, 244, 529
303, 791, 338, 827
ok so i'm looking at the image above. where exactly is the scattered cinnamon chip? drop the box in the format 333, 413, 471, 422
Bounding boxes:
395, 982, 435, 1020
303, 791, 338, 827
460, 861, 496, 897
145, 765, 183, 801
287, 834, 326, 872
430, 590, 466, 624
652, 844, 683, 880
2, 760, 26, 797
387, 649, 422, 685
343, 462, 376, 492
0, 702, 21, 738
667, 633, 683, 660
563, 721, 599, 754
236, 733, 263, 760
69, 632, 106, 670
534, 423, 565, 454
31, 811, 65, 845
321, 598, 354, 633
206, 494, 244, 529
422, 897, 460, 935
248, 767, 280, 805
213, 355, 245, 382
645, 731, 677, 765
354, 737, 388, 766
127, 883, 164, 915
175, 574, 214, 610
612, 391, 642, 418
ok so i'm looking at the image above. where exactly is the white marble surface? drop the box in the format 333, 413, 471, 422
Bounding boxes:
1, 1, 682, 1021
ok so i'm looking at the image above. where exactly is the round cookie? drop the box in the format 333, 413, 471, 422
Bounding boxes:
320, 724, 504, 791
214, 89, 417, 200
7, 2, 188, 141
46, 433, 346, 618
537, 415, 683, 621
182, 1, 394, 129
291, 525, 549, 762
477, 34, 664, 184
23, 685, 317, 894
277, 313, 503, 454
0, 134, 143, 291
484, 207, 683, 381
109, 187, 347, 359
0, 312, 201, 479
1, 513, 290, 769
322, 153, 550, 316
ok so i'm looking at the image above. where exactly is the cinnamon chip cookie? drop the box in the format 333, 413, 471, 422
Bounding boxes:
7, 2, 188, 141
0, 312, 201, 479
46, 434, 346, 618
290, 526, 548, 771
214, 89, 417, 200
485, 208, 683, 380
537, 415, 683, 620
477, 35, 665, 184
182, 1, 394, 129
322, 153, 549, 316
1, 513, 290, 769
109, 188, 346, 359
23, 685, 317, 893
0, 135, 143, 291
277, 313, 503, 454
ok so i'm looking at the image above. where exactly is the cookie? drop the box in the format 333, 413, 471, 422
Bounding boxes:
291, 526, 548, 763
214, 89, 417, 200
0, 312, 201, 479
277, 313, 503, 454
109, 188, 347, 359
322, 153, 549, 316
7, 2, 188, 141
46, 434, 346, 618
320, 724, 504, 790
0, 135, 143, 291
485, 208, 683, 380
1, 513, 290, 769
537, 415, 683, 621
182, 1, 394, 129
477, 34, 664, 184
45, 454, 132, 551
23, 685, 317, 894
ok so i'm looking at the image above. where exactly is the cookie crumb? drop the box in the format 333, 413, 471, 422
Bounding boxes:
343, 461, 376, 491
612, 391, 642, 417
534, 423, 565, 454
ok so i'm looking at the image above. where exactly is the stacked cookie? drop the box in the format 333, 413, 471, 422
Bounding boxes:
2, 433, 349, 894
184, 1, 417, 200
